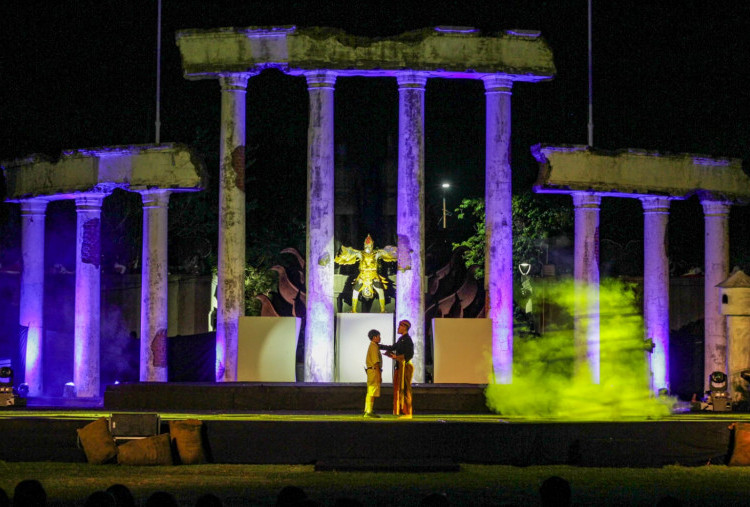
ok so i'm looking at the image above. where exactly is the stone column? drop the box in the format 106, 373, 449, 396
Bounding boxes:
483, 75, 514, 383
74, 194, 105, 398
304, 71, 337, 382
139, 190, 171, 382
216, 73, 250, 382
641, 196, 671, 392
19, 199, 48, 396
702, 199, 731, 391
396, 72, 427, 383
572, 192, 601, 383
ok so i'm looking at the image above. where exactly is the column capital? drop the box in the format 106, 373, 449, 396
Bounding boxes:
219, 73, 252, 91
701, 199, 731, 216
640, 196, 672, 213
396, 71, 428, 88
572, 193, 601, 209
304, 70, 337, 88
482, 75, 513, 94
74, 194, 106, 210
140, 189, 171, 208
19, 198, 48, 216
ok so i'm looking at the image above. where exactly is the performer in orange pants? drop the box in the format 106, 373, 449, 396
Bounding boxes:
383, 319, 414, 418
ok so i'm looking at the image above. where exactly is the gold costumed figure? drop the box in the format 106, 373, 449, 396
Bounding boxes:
334, 234, 397, 312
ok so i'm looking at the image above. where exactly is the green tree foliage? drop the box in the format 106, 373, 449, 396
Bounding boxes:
452, 192, 573, 279
244, 265, 277, 316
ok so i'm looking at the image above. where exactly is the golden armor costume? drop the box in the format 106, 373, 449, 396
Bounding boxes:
334, 235, 397, 312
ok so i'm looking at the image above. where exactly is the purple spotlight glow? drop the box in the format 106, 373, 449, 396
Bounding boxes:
434, 26, 478, 34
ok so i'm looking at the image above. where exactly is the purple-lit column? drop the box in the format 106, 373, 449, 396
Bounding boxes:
573, 192, 601, 384
483, 75, 514, 383
139, 190, 171, 382
396, 72, 427, 383
216, 73, 250, 382
74, 195, 105, 398
702, 199, 731, 391
19, 199, 48, 396
304, 71, 336, 382
641, 196, 671, 392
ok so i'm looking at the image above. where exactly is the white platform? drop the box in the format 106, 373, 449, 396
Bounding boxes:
432, 318, 492, 384
237, 316, 301, 382
336, 313, 395, 383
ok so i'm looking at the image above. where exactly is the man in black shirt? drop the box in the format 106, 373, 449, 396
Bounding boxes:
382, 319, 414, 418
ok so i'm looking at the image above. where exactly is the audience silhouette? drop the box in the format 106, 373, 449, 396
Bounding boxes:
106, 484, 136, 507
276, 485, 308, 506
83, 490, 116, 507
13, 479, 47, 507
145, 491, 180, 507
539, 476, 571, 507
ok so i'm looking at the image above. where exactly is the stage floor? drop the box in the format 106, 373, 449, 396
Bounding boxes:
0, 382, 743, 468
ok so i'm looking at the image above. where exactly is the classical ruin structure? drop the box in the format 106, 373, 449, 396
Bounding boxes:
175, 26, 555, 383
533, 145, 750, 391
2, 144, 206, 396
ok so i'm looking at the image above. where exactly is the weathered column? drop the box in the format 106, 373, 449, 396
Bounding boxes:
396, 72, 427, 383
139, 190, 171, 382
483, 75, 514, 383
74, 194, 105, 398
572, 192, 601, 383
641, 196, 671, 392
702, 199, 731, 391
216, 73, 250, 382
19, 199, 48, 396
304, 70, 336, 382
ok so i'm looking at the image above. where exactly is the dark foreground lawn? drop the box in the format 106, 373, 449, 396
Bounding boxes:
1, 462, 749, 506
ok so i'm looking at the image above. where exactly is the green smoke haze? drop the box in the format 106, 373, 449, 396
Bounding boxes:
485, 279, 674, 420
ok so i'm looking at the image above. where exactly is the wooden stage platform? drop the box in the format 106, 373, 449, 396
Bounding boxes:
0, 382, 738, 469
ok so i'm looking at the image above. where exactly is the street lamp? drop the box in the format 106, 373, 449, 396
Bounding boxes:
441, 182, 450, 229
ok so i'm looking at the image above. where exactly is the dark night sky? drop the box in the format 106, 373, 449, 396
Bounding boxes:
2, 1, 749, 270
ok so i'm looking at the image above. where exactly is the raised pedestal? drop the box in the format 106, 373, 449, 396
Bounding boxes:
432, 318, 492, 384
237, 317, 301, 382
336, 313, 394, 383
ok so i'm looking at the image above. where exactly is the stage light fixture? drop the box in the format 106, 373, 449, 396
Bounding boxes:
709, 371, 731, 412
63, 382, 76, 398
0, 366, 24, 407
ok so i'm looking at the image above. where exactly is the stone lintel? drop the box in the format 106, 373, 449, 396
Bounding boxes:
2, 143, 207, 201
532, 144, 748, 203
175, 26, 555, 82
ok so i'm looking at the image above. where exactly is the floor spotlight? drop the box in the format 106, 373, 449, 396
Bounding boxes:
709, 371, 731, 412
63, 382, 76, 398
0, 367, 25, 407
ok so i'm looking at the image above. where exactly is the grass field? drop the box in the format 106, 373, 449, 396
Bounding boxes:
2, 462, 750, 506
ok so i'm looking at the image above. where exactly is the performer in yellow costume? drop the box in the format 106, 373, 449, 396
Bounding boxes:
364, 329, 382, 418
334, 234, 397, 312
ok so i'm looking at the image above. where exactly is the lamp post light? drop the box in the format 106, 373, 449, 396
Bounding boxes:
518, 262, 532, 276
441, 182, 450, 229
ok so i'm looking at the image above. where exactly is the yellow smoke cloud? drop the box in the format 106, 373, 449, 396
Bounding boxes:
485, 279, 674, 420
